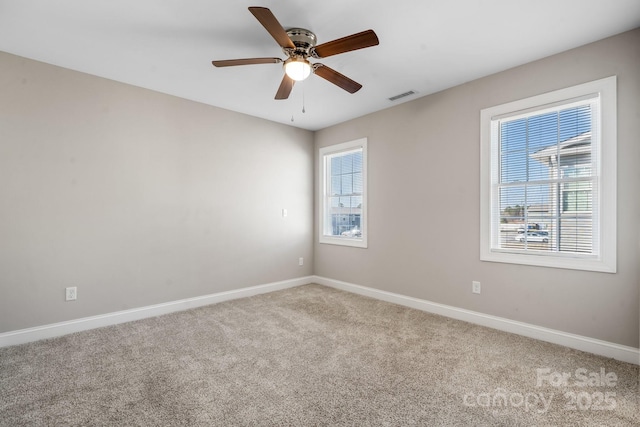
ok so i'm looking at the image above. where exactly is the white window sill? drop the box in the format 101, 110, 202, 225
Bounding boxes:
319, 235, 368, 248
480, 249, 616, 273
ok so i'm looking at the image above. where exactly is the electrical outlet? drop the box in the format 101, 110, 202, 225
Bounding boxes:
65, 287, 77, 301
282, 208, 288, 217
472, 281, 481, 294
299, 257, 304, 266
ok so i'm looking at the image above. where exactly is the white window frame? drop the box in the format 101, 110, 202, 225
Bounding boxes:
319, 138, 368, 248
480, 76, 616, 272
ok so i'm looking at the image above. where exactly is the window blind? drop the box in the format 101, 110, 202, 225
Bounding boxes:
491, 96, 600, 257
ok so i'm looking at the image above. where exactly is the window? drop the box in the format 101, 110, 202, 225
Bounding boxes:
319, 138, 367, 248
480, 77, 616, 272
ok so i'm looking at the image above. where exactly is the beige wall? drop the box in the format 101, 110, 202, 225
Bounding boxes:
314, 29, 640, 348
0, 52, 314, 332
1, 29, 638, 350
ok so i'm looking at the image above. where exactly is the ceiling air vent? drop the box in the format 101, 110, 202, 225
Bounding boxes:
388, 90, 416, 101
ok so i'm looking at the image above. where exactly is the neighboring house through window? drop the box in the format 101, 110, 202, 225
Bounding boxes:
480, 76, 616, 272
319, 138, 367, 248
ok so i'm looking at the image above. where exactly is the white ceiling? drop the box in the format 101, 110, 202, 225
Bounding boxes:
1, 1, 639, 131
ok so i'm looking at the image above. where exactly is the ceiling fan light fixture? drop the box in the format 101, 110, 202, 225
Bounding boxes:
284, 58, 311, 81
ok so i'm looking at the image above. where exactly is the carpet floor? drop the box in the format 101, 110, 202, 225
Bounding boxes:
1, 284, 638, 426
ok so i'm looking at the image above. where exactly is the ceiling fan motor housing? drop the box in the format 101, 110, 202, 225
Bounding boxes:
285, 28, 317, 57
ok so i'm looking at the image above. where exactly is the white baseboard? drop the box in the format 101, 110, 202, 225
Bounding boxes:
0, 276, 313, 348
3, 275, 638, 365
313, 275, 640, 365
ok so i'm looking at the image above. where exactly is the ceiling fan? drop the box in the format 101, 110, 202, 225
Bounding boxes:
212, 7, 379, 100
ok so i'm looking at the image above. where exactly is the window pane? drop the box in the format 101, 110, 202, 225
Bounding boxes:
501, 119, 527, 151
528, 112, 558, 152
331, 176, 341, 196
500, 186, 525, 220
351, 196, 363, 209
562, 181, 592, 212
341, 173, 353, 195
330, 156, 342, 176
559, 217, 592, 253
353, 172, 363, 194
525, 184, 550, 213
352, 152, 363, 173
339, 196, 351, 209
559, 141, 591, 172
559, 105, 591, 141
341, 153, 353, 174
501, 149, 527, 183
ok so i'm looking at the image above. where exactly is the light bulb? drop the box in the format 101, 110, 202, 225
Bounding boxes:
284, 58, 311, 81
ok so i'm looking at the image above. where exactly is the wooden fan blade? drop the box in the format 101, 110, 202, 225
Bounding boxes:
312, 29, 379, 58
212, 58, 282, 67
313, 64, 362, 94
248, 7, 295, 49
275, 75, 295, 99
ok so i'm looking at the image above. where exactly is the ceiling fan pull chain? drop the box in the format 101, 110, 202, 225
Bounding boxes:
302, 82, 306, 114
